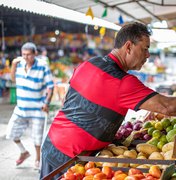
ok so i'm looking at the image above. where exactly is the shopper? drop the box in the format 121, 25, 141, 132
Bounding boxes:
36, 46, 50, 65
6, 42, 54, 169
40, 22, 176, 179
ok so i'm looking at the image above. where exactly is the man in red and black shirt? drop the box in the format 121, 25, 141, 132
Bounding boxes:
40, 22, 176, 179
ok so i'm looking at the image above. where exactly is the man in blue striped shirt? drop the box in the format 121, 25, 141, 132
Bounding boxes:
6, 42, 54, 169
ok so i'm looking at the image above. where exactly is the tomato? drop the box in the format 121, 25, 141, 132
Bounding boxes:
83, 175, 94, 180
85, 168, 101, 176
128, 168, 143, 176
112, 173, 128, 180
133, 174, 145, 179
102, 166, 113, 179
124, 175, 139, 180
93, 172, 107, 180
142, 174, 156, 180
71, 164, 85, 175
74, 172, 84, 180
149, 165, 161, 179
84, 161, 95, 170
114, 170, 124, 176
64, 171, 76, 180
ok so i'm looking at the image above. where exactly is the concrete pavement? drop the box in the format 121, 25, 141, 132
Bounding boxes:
0, 98, 41, 180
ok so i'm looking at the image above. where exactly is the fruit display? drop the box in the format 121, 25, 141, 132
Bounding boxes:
142, 117, 176, 150
46, 114, 176, 180
60, 161, 162, 180
116, 116, 176, 151
115, 120, 149, 141
96, 142, 175, 169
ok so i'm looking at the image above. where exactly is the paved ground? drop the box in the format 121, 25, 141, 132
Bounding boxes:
0, 97, 41, 180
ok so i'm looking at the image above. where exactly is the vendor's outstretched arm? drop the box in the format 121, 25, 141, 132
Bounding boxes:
140, 94, 176, 116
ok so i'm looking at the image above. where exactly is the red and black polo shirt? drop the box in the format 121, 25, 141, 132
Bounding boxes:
47, 53, 157, 158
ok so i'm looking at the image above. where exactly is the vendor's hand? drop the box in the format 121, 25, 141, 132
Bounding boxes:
42, 104, 49, 113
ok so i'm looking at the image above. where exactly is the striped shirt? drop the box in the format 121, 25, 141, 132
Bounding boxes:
14, 58, 54, 119
47, 53, 157, 158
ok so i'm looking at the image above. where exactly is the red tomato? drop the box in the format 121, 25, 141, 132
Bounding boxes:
93, 172, 107, 180
114, 170, 124, 177
83, 175, 94, 180
141, 176, 156, 180
74, 172, 84, 180
112, 173, 128, 180
102, 166, 113, 179
64, 171, 76, 180
85, 168, 101, 176
133, 174, 145, 179
84, 161, 95, 170
128, 168, 143, 176
125, 175, 142, 180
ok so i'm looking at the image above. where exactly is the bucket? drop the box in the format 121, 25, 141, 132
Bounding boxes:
10, 87, 17, 104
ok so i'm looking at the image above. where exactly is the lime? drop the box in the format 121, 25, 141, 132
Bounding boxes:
159, 134, 168, 144
152, 130, 161, 139
171, 118, 176, 126
161, 118, 171, 129
150, 121, 156, 127
173, 124, 176, 129
143, 121, 153, 129
155, 122, 163, 131
166, 125, 173, 133
157, 141, 165, 150
148, 127, 156, 136
147, 137, 159, 146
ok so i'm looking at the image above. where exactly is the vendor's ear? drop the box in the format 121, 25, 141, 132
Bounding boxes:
125, 40, 133, 54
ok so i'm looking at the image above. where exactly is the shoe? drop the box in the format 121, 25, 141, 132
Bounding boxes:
34, 160, 40, 170
16, 151, 30, 166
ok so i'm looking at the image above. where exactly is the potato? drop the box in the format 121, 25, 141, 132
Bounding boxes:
123, 150, 137, 159
137, 152, 148, 158
107, 144, 116, 151
102, 162, 118, 167
162, 142, 174, 153
111, 147, 125, 156
130, 149, 137, 156
164, 150, 174, 160
116, 155, 129, 168
137, 165, 149, 169
136, 143, 159, 155
130, 155, 147, 168
137, 156, 147, 159
95, 154, 111, 167
100, 149, 113, 157
118, 146, 128, 150
148, 152, 164, 160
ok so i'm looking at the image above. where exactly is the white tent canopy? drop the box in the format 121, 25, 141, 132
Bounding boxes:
1, 0, 176, 43
0, 0, 121, 31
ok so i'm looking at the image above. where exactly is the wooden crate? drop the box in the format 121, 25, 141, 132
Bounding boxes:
41, 154, 176, 180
